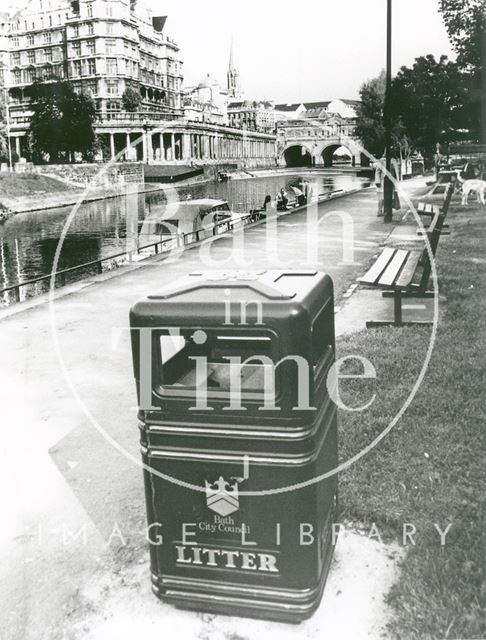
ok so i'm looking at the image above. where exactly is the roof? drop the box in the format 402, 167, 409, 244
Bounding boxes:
197, 74, 220, 89
303, 101, 331, 109
274, 103, 304, 112
305, 107, 327, 118
275, 99, 360, 111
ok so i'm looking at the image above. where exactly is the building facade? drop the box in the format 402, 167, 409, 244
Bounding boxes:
6, 0, 184, 156
183, 74, 229, 125
227, 100, 276, 133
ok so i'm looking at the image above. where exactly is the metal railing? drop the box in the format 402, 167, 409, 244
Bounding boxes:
0, 213, 257, 307
95, 111, 184, 125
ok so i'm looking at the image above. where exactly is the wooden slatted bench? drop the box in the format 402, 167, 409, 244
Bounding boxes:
410, 183, 453, 235
358, 213, 445, 327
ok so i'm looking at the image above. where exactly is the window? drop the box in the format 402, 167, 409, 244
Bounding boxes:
86, 39, 95, 54
11, 52, 20, 66
105, 38, 116, 54
83, 80, 97, 96
107, 79, 119, 94
73, 25, 79, 37
72, 42, 81, 56
44, 48, 52, 62
13, 70, 21, 84
106, 2, 113, 16
73, 60, 81, 77
44, 32, 51, 43
87, 58, 96, 74
25, 68, 34, 83
106, 101, 120, 110
27, 34, 34, 46
12, 36, 19, 47
28, 51, 35, 64
87, 23, 94, 35
53, 48, 62, 62
106, 22, 114, 34
87, 3, 93, 17
49, 15, 52, 26
106, 58, 117, 74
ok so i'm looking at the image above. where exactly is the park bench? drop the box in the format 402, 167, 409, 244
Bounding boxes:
409, 182, 454, 235
358, 210, 446, 327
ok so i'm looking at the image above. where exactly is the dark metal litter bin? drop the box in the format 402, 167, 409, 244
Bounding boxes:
130, 270, 338, 623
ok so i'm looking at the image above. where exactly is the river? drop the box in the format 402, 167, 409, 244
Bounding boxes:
0, 171, 368, 300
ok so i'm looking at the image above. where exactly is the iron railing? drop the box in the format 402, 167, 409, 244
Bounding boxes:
0, 213, 257, 307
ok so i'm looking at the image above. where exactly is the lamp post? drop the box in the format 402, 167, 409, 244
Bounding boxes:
383, 0, 393, 223
142, 118, 150, 164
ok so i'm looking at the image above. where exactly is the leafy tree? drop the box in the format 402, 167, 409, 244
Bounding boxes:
439, 0, 486, 71
122, 87, 142, 112
355, 70, 414, 164
355, 70, 387, 158
390, 55, 470, 157
439, 0, 485, 141
29, 81, 97, 163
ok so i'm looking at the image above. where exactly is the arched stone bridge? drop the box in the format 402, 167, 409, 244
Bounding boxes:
276, 116, 367, 168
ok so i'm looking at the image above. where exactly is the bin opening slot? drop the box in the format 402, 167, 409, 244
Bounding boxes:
157, 332, 277, 397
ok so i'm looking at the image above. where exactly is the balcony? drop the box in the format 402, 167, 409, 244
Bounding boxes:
95, 110, 184, 126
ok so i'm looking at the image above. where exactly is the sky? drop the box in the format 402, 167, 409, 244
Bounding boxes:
150, 0, 454, 102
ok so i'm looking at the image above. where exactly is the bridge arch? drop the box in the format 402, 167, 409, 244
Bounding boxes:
322, 143, 355, 168
282, 144, 313, 168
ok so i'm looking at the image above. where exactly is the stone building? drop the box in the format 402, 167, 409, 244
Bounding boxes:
6, 0, 184, 157
227, 100, 276, 133
0, 12, 9, 123
274, 99, 360, 122
183, 74, 229, 125
2, 1, 276, 166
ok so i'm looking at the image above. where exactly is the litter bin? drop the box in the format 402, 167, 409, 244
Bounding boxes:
130, 270, 338, 623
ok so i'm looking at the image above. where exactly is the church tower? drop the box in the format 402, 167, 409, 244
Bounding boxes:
227, 39, 242, 100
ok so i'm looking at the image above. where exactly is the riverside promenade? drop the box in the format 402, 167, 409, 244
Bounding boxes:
0, 180, 430, 640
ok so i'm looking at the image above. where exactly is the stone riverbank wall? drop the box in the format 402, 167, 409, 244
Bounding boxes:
33, 162, 144, 188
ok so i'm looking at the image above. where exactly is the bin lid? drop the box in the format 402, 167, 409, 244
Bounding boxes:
148, 270, 323, 302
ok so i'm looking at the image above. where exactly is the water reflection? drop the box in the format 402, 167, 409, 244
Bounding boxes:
0, 172, 366, 291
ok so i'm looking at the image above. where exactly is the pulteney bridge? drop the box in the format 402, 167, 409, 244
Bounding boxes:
276, 115, 367, 168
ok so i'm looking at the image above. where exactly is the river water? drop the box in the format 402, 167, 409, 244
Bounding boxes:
0, 172, 367, 296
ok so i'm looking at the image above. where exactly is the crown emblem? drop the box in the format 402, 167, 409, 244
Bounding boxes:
205, 476, 239, 516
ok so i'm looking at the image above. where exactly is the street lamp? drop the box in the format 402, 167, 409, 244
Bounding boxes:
383, 0, 393, 223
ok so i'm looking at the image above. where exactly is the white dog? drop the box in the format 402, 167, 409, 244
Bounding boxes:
457, 174, 486, 205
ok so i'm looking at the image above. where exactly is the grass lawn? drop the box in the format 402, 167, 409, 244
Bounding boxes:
0, 172, 78, 199
336, 197, 486, 639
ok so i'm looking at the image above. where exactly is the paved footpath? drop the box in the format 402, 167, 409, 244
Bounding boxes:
0, 180, 429, 640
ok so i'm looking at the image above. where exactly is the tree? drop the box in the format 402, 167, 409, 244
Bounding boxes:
29, 81, 97, 163
122, 87, 142, 112
389, 55, 469, 158
355, 70, 413, 164
439, 0, 486, 141
355, 70, 387, 159
439, 0, 486, 71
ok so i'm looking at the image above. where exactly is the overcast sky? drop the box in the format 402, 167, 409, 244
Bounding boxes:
150, 0, 454, 102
